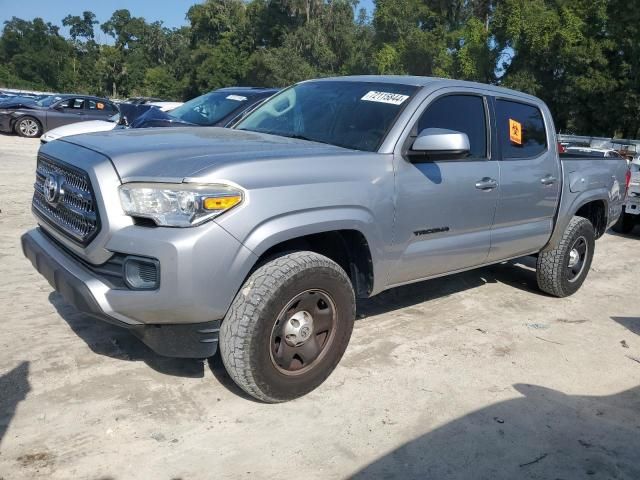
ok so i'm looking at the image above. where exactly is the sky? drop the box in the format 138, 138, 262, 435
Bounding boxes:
0, 0, 376, 41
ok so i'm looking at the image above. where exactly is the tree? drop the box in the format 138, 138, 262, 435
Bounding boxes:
62, 11, 98, 41
0, 0, 637, 139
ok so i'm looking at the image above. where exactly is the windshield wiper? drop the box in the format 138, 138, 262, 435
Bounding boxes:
277, 132, 334, 146
238, 128, 342, 147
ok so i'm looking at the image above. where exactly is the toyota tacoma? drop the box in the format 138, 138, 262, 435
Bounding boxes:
22, 76, 629, 402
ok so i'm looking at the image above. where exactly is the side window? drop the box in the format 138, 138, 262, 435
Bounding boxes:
56, 99, 73, 109
416, 95, 487, 158
71, 98, 84, 109
495, 99, 547, 159
87, 100, 111, 111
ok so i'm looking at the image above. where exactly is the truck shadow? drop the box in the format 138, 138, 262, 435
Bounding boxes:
49, 293, 205, 379
611, 316, 640, 336
352, 383, 640, 479
357, 256, 540, 318
48, 255, 541, 393
606, 226, 639, 237
0, 361, 30, 446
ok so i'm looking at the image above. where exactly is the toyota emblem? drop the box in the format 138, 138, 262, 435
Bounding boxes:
44, 173, 61, 205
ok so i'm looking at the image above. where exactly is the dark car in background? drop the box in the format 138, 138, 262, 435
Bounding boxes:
123, 96, 165, 105
129, 87, 278, 129
0, 94, 118, 138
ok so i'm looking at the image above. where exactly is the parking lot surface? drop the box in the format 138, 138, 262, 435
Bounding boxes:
0, 134, 639, 479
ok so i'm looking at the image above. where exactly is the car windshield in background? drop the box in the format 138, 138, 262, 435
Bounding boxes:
168, 92, 251, 126
235, 81, 418, 151
36, 95, 63, 107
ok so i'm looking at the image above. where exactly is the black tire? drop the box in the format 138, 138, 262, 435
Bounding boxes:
14, 116, 42, 138
220, 251, 355, 403
611, 211, 635, 234
536, 216, 595, 297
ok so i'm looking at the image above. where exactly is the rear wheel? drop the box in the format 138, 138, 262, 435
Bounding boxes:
611, 210, 635, 234
220, 251, 355, 403
536, 216, 595, 297
15, 116, 42, 138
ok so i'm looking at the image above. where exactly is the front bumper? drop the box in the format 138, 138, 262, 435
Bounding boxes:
21, 227, 240, 358
0, 114, 13, 133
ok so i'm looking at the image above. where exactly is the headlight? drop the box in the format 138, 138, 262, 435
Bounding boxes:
119, 183, 243, 227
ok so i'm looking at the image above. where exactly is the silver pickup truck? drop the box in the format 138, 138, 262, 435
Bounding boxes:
22, 76, 628, 402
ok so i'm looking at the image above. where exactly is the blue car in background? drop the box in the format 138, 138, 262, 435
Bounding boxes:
128, 87, 279, 129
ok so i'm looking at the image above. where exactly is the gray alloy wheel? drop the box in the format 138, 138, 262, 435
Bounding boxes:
220, 251, 356, 403
536, 216, 595, 297
15, 117, 42, 138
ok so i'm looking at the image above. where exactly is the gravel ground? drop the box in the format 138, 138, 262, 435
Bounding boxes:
0, 133, 639, 480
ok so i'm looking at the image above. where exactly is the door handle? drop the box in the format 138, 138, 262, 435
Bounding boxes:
541, 175, 557, 185
475, 177, 498, 191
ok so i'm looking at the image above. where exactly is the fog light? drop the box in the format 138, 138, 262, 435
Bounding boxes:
123, 256, 160, 290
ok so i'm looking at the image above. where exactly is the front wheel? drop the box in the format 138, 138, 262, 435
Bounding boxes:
536, 216, 595, 297
220, 251, 355, 403
15, 116, 42, 138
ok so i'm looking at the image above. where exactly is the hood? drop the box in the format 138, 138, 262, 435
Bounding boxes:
129, 106, 193, 129
43, 120, 116, 141
57, 127, 353, 183
0, 98, 40, 110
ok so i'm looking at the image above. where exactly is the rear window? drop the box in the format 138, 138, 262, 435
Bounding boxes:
168, 91, 252, 126
87, 100, 113, 111
495, 100, 547, 159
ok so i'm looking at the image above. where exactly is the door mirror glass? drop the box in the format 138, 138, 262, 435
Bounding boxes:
410, 128, 470, 160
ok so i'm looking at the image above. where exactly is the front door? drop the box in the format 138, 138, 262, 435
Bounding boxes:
388, 93, 500, 286
46, 98, 87, 130
486, 98, 561, 262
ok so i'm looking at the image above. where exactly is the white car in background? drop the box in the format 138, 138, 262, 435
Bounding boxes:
40, 102, 182, 143
612, 156, 640, 233
565, 146, 625, 159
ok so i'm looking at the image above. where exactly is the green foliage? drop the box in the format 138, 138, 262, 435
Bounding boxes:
0, 0, 638, 137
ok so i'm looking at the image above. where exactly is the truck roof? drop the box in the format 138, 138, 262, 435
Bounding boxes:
314, 75, 541, 103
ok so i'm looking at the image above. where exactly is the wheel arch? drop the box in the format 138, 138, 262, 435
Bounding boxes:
12, 114, 43, 136
542, 190, 610, 252
233, 209, 381, 298
574, 199, 608, 238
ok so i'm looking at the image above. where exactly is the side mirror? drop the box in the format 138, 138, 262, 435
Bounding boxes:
53, 103, 64, 111
409, 128, 470, 160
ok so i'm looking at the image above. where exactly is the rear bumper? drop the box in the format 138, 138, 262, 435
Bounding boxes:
624, 195, 640, 216
21, 228, 220, 358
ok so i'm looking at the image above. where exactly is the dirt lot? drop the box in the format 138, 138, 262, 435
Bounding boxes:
0, 133, 639, 480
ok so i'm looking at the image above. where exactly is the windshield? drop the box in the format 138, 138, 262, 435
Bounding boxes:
236, 81, 418, 151
37, 95, 63, 107
168, 91, 252, 126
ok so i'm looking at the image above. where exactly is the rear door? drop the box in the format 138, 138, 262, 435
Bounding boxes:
46, 98, 87, 130
388, 91, 500, 286
85, 99, 117, 121
486, 98, 561, 262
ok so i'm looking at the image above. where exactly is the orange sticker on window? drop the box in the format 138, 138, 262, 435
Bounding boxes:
509, 118, 522, 145
97, 102, 105, 110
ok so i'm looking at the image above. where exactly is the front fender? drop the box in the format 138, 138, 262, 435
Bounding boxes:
234, 206, 388, 295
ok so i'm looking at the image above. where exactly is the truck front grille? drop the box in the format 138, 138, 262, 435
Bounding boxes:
32, 154, 100, 245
